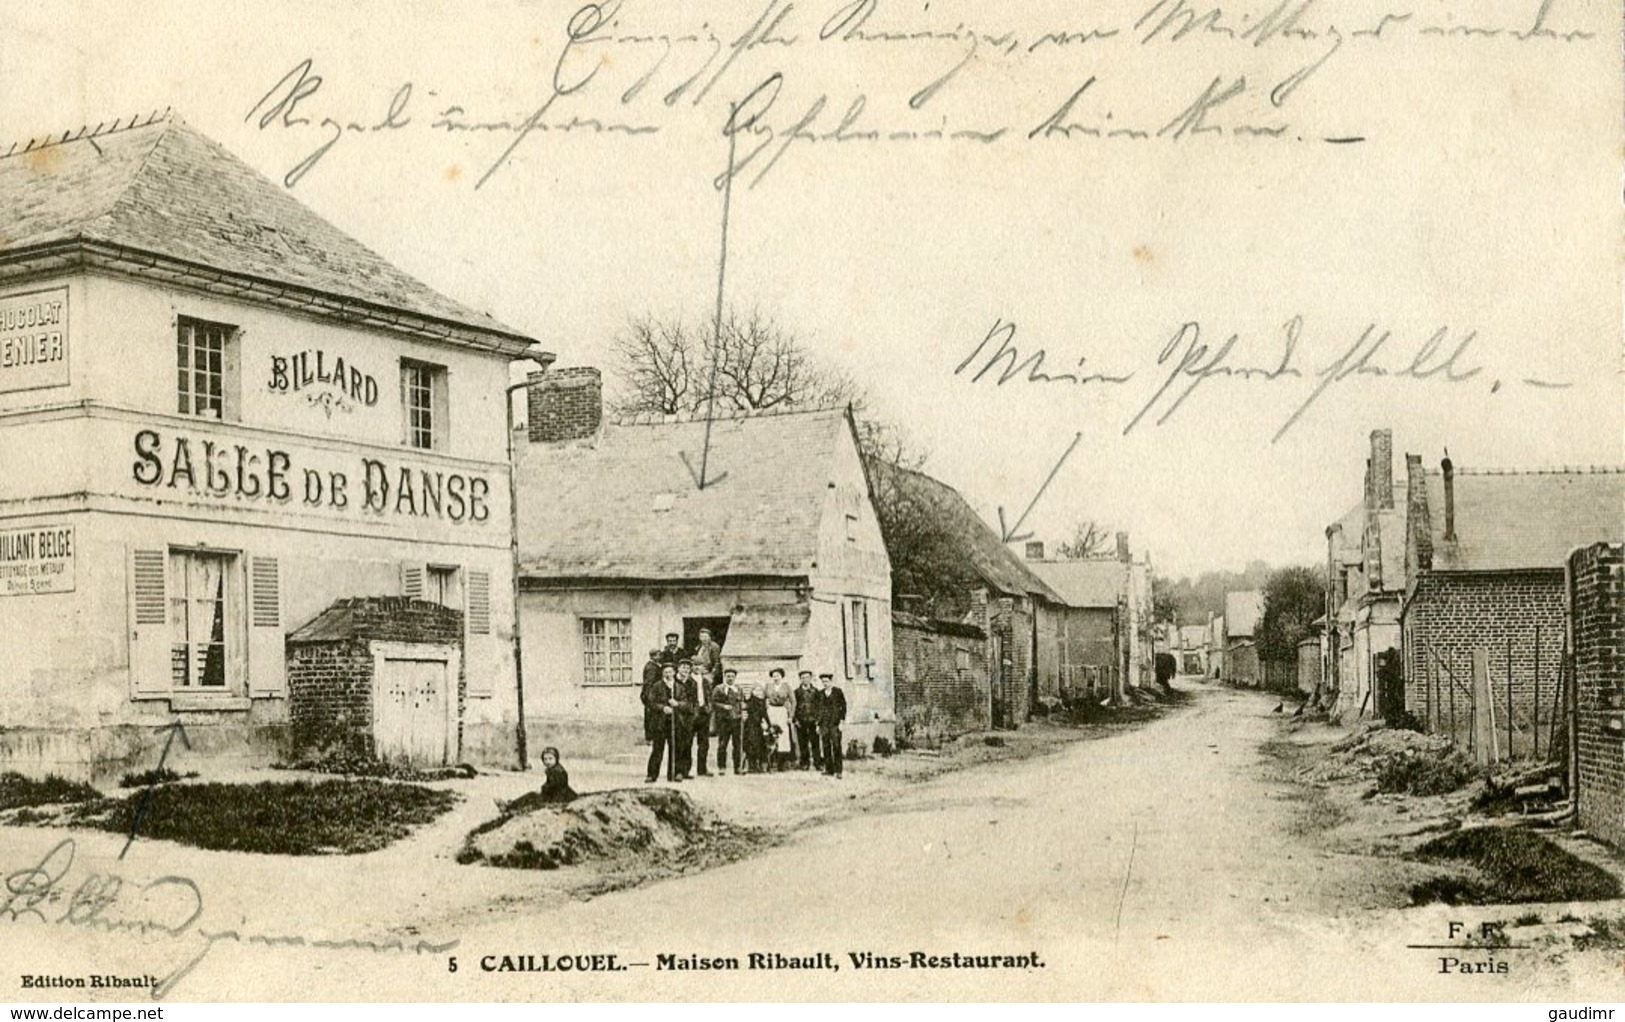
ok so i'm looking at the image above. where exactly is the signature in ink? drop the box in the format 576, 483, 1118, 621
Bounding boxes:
955, 318, 1136, 389
3, 839, 458, 1001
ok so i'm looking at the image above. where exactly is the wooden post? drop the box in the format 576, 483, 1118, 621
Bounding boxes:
1506, 636, 1515, 760
1533, 624, 1541, 760
1474, 649, 1497, 766
1448, 655, 1457, 748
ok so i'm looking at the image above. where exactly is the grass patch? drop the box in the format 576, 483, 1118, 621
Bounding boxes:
72, 779, 459, 855
1574, 916, 1625, 951
118, 767, 199, 789
274, 752, 477, 783
1410, 828, 1623, 905
0, 772, 100, 810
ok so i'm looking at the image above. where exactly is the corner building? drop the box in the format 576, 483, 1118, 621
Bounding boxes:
0, 114, 544, 778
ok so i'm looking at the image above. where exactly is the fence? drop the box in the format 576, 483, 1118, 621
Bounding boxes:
1419, 626, 1561, 764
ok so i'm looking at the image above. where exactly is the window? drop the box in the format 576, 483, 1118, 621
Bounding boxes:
844, 513, 859, 543
401, 359, 448, 450
581, 617, 634, 686
427, 564, 461, 609
176, 317, 236, 419
169, 550, 234, 689
846, 598, 871, 680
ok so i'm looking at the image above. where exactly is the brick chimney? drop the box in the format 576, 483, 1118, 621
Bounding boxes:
1370, 429, 1394, 510
1115, 531, 1131, 563
527, 367, 602, 443
1441, 452, 1456, 541
1406, 453, 1433, 570
1024, 541, 1045, 560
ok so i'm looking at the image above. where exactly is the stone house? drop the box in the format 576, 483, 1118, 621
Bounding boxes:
513, 374, 894, 756
1026, 546, 1135, 704
1401, 458, 1624, 758
0, 114, 539, 779
1322, 429, 1409, 719
867, 462, 1063, 729
1223, 590, 1264, 687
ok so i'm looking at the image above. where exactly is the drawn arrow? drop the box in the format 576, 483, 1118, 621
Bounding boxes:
686, 101, 741, 492
119, 720, 191, 860
997, 432, 1083, 544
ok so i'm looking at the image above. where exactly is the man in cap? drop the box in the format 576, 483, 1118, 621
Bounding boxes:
690, 662, 714, 777
642, 663, 678, 783
670, 659, 699, 780
693, 627, 723, 679
816, 671, 847, 778
711, 667, 745, 774
657, 632, 684, 669
641, 648, 664, 692
792, 668, 823, 771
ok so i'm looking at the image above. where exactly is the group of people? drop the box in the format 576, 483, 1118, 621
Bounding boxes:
640, 629, 848, 783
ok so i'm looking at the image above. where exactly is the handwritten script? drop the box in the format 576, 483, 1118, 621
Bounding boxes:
243, 0, 1600, 188
953, 316, 1569, 442
2, 840, 458, 1000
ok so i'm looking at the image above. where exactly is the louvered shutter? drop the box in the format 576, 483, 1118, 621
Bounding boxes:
465, 569, 493, 696
401, 562, 425, 600
248, 556, 286, 697
127, 548, 170, 697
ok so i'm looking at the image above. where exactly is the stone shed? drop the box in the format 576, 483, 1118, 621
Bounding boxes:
286, 597, 465, 767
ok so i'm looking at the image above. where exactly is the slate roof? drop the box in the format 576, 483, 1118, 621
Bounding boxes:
515, 407, 860, 581
0, 112, 533, 349
1416, 467, 1625, 572
1027, 558, 1126, 609
866, 460, 1062, 604
1224, 590, 1264, 638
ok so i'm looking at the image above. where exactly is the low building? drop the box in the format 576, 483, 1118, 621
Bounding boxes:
0, 114, 539, 780
1401, 458, 1624, 758
513, 375, 894, 756
868, 462, 1062, 728
1223, 591, 1264, 687
1026, 549, 1131, 703
1177, 624, 1209, 676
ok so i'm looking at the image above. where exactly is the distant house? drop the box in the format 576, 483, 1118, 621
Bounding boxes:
1223, 590, 1264, 687
1401, 457, 1624, 758
868, 462, 1062, 729
1026, 543, 1136, 703
1322, 429, 1409, 720
514, 370, 894, 756
1207, 614, 1225, 678
1177, 624, 1209, 676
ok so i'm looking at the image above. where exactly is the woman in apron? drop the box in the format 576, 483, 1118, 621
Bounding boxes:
762, 667, 796, 771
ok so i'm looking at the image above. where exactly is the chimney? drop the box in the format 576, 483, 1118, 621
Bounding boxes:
1441, 452, 1456, 541
1115, 531, 1131, 563
1024, 541, 1045, 560
527, 367, 602, 443
1406, 453, 1433, 570
1370, 429, 1394, 510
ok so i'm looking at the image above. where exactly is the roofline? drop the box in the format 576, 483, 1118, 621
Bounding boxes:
1414, 565, 1566, 579
0, 238, 545, 358
518, 573, 809, 590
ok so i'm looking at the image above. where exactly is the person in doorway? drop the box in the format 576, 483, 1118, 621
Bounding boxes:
742, 682, 770, 774
816, 671, 847, 778
693, 627, 723, 679
763, 667, 795, 771
643, 664, 678, 783
671, 659, 698, 780
690, 663, 714, 777
537, 747, 577, 803
711, 667, 745, 774
792, 668, 823, 771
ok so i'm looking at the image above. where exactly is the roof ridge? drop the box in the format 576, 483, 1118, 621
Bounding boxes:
0, 108, 171, 161
1418, 464, 1625, 477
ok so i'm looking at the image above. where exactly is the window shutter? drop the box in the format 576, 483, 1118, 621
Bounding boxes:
248, 556, 286, 698
401, 562, 425, 600
465, 568, 495, 698
127, 548, 170, 698
467, 570, 491, 635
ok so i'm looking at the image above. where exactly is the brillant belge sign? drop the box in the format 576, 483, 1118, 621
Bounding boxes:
0, 524, 76, 597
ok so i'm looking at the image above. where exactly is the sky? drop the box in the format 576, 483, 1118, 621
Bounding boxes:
4, 0, 1619, 578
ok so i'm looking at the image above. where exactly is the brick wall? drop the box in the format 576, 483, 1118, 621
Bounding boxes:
986, 595, 1034, 726
1402, 571, 1566, 759
893, 613, 989, 745
1571, 543, 1624, 849
286, 597, 466, 762
527, 366, 602, 443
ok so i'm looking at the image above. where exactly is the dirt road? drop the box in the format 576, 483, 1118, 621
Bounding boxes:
6, 681, 1620, 1001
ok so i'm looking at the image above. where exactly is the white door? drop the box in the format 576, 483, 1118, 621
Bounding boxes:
374, 646, 455, 766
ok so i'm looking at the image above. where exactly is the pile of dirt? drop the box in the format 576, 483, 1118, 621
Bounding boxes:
1299, 725, 1480, 796
1409, 827, 1623, 905
458, 787, 764, 872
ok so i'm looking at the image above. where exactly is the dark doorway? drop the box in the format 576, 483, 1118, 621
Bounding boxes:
1375, 647, 1405, 722
683, 616, 731, 655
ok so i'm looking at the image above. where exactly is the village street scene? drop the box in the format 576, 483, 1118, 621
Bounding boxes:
0, 0, 1621, 1005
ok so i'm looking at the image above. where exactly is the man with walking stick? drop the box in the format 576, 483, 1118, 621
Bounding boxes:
643, 663, 678, 783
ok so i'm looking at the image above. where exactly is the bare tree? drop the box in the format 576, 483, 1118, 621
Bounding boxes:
1055, 518, 1112, 559
608, 307, 862, 417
